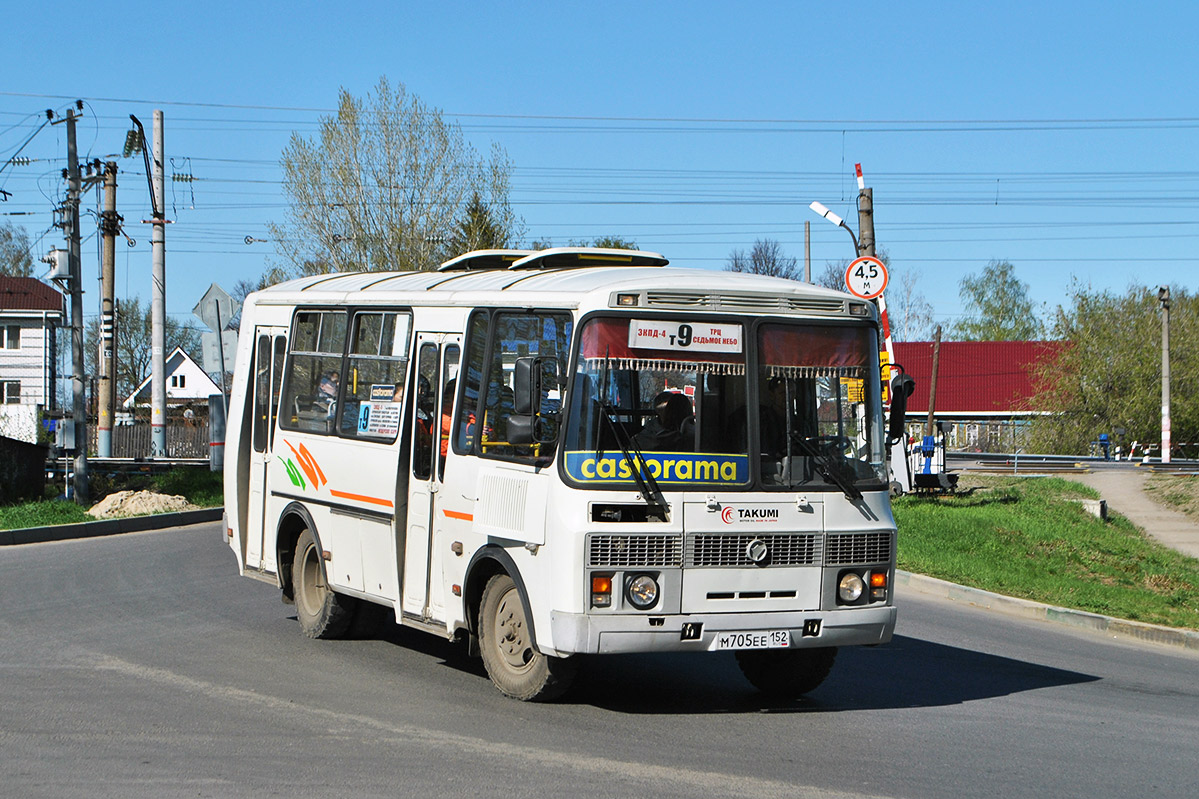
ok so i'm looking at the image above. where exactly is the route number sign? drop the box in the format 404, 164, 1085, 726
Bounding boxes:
844, 256, 888, 300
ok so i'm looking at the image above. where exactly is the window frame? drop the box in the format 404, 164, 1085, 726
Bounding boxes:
277, 306, 413, 442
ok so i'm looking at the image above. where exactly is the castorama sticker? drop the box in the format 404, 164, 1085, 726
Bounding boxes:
564, 451, 748, 486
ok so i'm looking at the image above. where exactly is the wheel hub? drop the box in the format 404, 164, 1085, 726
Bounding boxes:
495, 590, 532, 670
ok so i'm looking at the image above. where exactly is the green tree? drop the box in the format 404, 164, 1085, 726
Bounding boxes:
448, 191, 513, 255
0, 221, 34, 277
86, 296, 203, 402
725, 238, 798, 279
1027, 283, 1199, 455
953, 260, 1043, 340
268, 77, 522, 276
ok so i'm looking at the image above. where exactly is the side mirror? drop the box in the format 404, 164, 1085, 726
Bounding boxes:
888, 369, 915, 444
511, 356, 561, 445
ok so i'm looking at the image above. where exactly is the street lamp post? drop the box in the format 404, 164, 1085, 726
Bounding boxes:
808, 201, 861, 256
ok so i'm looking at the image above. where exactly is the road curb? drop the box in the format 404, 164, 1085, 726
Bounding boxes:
896, 570, 1199, 652
0, 507, 223, 546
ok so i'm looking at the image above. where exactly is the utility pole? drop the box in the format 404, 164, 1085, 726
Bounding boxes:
804, 220, 811, 282
1159, 286, 1171, 464
855, 163, 875, 258
925, 325, 942, 437
53, 106, 89, 504
150, 110, 167, 458
97, 162, 120, 458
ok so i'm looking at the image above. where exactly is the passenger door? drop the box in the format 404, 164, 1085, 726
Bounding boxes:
401, 334, 460, 621
246, 326, 287, 571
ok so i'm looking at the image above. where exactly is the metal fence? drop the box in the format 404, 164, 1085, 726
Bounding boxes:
88, 422, 210, 459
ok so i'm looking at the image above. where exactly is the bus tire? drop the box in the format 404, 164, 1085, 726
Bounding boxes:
478, 573, 576, 701
735, 646, 837, 698
292, 527, 354, 640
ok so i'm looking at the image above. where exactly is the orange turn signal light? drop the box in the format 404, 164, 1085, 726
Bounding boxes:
870, 572, 887, 588
592, 575, 613, 594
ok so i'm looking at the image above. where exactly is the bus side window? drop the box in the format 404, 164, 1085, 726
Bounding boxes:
412, 343, 438, 480
338, 311, 411, 441
453, 312, 489, 456
279, 310, 346, 434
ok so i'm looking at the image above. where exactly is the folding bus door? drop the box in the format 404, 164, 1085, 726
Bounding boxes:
401, 334, 460, 621
246, 326, 287, 572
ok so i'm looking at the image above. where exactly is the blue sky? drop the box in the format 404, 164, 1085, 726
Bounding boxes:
2, 1, 1196, 338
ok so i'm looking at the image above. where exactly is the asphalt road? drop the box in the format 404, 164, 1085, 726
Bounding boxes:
1, 522, 1196, 799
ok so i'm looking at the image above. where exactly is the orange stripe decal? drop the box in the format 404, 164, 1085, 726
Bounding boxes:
443, 509, 474, 522
329, 489, 394, 508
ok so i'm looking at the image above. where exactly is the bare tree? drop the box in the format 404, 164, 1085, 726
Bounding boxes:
890, 266, 937, 341
0, 221, 34, 277
814, 260, 847, 290
725, 238, 799, 279
268, 77, 522, 276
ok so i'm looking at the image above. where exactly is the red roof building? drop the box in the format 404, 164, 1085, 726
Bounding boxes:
0, 276, 64, 313
892, 340, 1065, 418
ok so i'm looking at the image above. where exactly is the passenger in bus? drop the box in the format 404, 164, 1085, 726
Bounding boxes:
318, 371, 339, 407
632, 391, 693, 452
440, 379, 456, 459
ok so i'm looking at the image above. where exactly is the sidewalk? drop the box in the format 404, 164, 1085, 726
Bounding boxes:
1072, 466, 1199, 560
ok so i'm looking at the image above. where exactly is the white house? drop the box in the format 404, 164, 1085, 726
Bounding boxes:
122, 346, 222, 408
0, 276, 64, 409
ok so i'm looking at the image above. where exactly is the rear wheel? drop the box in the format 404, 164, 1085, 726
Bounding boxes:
735, 647, 837, 698
292, 528, 354, 639
478, 573, 576, 701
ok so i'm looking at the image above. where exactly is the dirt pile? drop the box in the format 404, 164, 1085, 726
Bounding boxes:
88, 490, 196, 519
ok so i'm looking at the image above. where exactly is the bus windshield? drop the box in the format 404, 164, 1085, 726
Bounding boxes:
562, 316, 886, 494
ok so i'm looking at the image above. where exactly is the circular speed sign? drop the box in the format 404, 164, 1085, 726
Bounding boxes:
843, 256, 888, 300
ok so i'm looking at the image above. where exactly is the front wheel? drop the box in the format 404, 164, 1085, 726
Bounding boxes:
292, 528, 355, 639
735, 647, 837, 698
478, 573, 577, 701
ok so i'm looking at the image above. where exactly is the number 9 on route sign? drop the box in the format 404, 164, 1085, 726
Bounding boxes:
843, 256, 888, 300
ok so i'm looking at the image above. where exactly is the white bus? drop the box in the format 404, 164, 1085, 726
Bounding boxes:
224, 248, 906, 701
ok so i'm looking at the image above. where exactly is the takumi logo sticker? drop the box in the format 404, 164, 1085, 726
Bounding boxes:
721, 506, 781, 524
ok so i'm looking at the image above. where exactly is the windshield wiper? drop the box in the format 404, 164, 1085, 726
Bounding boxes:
595, 353, 668, 519
793, 435, 863, 500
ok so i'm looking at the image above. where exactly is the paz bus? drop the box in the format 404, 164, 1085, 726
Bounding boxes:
223, 247, 906, 701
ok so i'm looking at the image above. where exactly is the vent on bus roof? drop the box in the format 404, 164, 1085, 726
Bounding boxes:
644, 291, 846, 314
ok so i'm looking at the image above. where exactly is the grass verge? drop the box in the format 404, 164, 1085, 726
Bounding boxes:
1144, 473, 1199, 522
1, 467, 223, 530
893, 475, 1199, 630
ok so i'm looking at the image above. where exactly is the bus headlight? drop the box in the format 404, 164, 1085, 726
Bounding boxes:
838, 572, 865, 603
626, 574, 660, 610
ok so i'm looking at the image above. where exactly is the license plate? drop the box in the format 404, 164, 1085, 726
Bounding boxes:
710, 629, 791, 651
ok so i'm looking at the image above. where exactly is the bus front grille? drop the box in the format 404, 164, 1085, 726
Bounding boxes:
686, 533, 822, 567
824, 532, 893, 565
587, 535, 683, 567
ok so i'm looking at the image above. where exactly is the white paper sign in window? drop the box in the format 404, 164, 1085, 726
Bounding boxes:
627, 320, 743, 353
